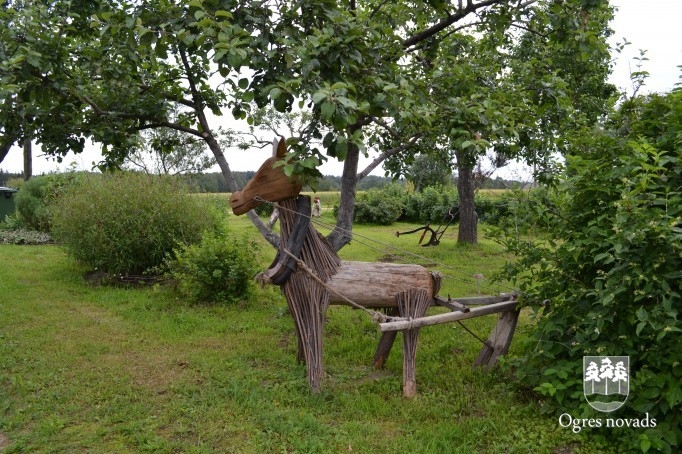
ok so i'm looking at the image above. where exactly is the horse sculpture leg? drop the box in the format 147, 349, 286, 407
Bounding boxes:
282, 272, 326, 392
276, 197, 340, 393
397, 288, 432, 398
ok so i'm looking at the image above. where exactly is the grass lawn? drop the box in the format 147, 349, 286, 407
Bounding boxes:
1, 215, 603, 453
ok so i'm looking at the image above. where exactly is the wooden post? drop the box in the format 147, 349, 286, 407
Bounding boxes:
373, 308, 400, 369
473, 309, 520, 368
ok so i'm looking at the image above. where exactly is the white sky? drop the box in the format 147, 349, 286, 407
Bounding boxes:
2, 0, 681, 178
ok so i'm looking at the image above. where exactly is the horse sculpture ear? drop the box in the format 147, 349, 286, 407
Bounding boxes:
275, 137, 287, 159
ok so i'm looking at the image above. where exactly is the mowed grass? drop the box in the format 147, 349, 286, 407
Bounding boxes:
1, 214, 602, 453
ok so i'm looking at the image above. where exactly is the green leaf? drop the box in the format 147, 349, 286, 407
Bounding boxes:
334, 141, 348, 160
215, 10, 233, 19
321, 101, 335, 120
635, 321, 646, 337
269, 87, 282, 100
312, 91, 327, 104
663, 384, 682, 407
226, 53, 241, 68
639, 435, 651, 453
336, 96, 357, 109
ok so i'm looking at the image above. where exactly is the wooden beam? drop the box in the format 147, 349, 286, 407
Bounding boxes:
378, 300, 518, 332
433, 294, 514, 306
474, 309, 520, 368
433, 296, 470, 313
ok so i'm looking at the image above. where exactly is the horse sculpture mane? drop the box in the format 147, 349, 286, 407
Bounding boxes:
229, 138, 518, 397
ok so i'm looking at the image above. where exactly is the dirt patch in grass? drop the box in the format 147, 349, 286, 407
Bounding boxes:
102, 347, 195, 394
0, 432, 8, 451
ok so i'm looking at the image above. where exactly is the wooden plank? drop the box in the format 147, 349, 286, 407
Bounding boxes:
433, 296, 470, 313
378, 300, 518, 332
474, 309, 520, 368
433, 295, 514, 306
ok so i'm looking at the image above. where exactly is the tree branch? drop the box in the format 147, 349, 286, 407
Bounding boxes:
402, 0, 539, 49
356, 134, 421, 181
79, 93, 150, 120
369, 0, 392, 19
133, 121, 203, 138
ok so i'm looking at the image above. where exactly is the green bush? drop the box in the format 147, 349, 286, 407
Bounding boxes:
166, 226, 260, 304
403, 185, 458, 223
51, 172, 222, 275
335, 183, 510, 226
350, 184, 406, 225
484, 186, 568, 234
14, 172, 82, 231
498, 133, 681, 450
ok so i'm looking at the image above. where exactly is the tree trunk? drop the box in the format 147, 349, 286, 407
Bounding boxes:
327, 141, 360, 252
23, 138, 32, 181
455, 150, 478, 244
0, 138, 13, 165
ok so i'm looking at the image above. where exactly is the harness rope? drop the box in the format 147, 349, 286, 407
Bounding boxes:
279, 248, 406, 324
255, 196, 518, 296
252, 196, 517, 349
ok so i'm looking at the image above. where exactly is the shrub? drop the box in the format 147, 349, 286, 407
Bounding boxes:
14, 172, 83, 231
498, 136, 681, 451
403, 185, 458, 223
350, 184, 406, 225
166, 226, 260, 304
51, 172, 222, 275
484, 186, 568, 233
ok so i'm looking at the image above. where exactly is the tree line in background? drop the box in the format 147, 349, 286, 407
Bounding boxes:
1, 167, 523, 193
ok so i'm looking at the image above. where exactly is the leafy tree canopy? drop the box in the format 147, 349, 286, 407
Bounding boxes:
1, 0, 616, 248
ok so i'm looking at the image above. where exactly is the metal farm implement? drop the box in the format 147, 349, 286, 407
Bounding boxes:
395, 205, 460, 247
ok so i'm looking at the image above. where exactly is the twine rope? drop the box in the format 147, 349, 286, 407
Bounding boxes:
254, 196, 518, 295
280, 248, 407, 324
254, 196, 515, 346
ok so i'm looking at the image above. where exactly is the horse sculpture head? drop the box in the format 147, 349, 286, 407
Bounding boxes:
229, 137, 303, 215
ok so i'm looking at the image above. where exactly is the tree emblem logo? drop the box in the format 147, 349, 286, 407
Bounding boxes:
583, 356, 629, 412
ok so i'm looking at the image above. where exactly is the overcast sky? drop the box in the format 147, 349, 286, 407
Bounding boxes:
2, 0, 681, 177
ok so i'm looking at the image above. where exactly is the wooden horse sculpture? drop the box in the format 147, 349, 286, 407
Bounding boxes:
230, 138, 518, 397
